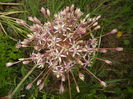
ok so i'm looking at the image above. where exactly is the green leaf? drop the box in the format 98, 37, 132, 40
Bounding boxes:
21, 66, 27, 76
51, 95, 55, 99
43, 94, 47, 99
123, 40, 130, 45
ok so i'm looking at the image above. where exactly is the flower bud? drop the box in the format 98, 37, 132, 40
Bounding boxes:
87, 18, 92, 22
21, 45, 27, 47
76, 86, 80, 93
115, 47, 123, 51
99, 49, 107, 53
75, 8, 80, 15
104, 60, 112, 64
22, 61, 30, 64
28, 17, 34, 22
109, 29, 118, 34
93, 22, 98, 26
75, 8, 83, 19
61, 11, 66, 16
56, 74, 60, 78
28, 17, 41, 24
33, 17, 42, 25
21, 39, 30, 45
26, 83, 33, 90
76, 27, 86, 34
96, 15, 101, 20
65, 6, 70, 13
39, 82, 44, 90
30, 24, 42, 32
27, 34, 34, 39
16, 41, 22, 49
41, 7, 46, 15
18, 58, 25, 61
16, 20, 27, 26
80, 22, 88, 27
34, 46, 40, 50
94, 25, 101, 30
70, 4, 74, 12
78, 73, 85, 81
100, 81, 107, 87
6, 62, 14, 67
37, 79, 42, 86
46, 9, 50, 17
61, 75, 65, 82
21, 95, 26, 97
92, 18, 96, 22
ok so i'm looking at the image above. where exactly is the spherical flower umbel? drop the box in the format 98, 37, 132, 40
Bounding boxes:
6, 5, 123, 94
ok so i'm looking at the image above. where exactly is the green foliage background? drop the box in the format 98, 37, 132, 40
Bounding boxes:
0, 0, 133, 99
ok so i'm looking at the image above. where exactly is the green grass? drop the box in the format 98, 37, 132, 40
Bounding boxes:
0, 0, 14, 2
0, 34, 23, 96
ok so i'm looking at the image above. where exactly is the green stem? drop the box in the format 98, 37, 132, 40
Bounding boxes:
8, 65, 38, 98
67, 72, 72, 99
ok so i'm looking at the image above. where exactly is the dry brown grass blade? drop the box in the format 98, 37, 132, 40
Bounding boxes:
0, 22, 17, 41
0, 2, 22, 6
0, 11, 26, 16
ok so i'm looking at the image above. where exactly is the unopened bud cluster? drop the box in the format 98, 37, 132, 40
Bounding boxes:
7, 5, 123, 93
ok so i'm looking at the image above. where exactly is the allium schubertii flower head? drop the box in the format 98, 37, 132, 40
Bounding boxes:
7, 4, 123, 94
